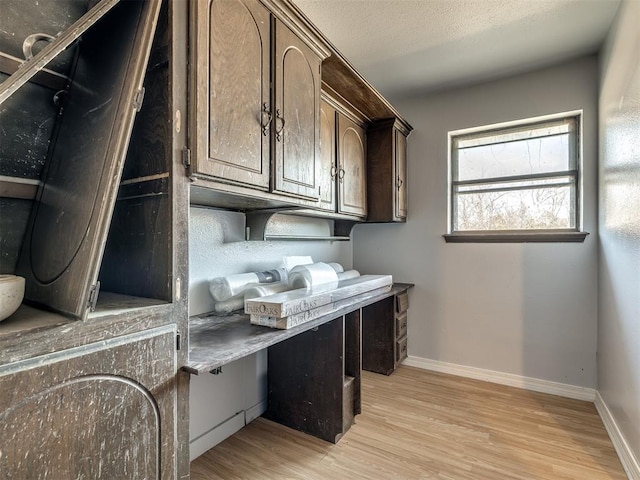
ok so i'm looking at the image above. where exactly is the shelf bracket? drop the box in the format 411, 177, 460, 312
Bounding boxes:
244, 211, 358, 242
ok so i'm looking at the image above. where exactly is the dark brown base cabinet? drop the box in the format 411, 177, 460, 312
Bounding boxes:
0, 326, 177, 479
362, 285, 411, 375
265, 311, 361, 443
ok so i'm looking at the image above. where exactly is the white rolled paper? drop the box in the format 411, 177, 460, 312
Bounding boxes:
327, 262, 344, 273
283, 256, 313, 272
209, 268, 287, 302
244, 282, 291, 300
337, 270, 360, 281
213, 296, 245, 314
288, 262, 339, 289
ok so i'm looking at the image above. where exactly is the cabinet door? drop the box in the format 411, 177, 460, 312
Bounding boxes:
14, 0, 161, 320
192, 0, 270, 189
273, 19, 322, 200
337, 114, 367, 217
318, 99, 337, 211
395, 129, 408, 220
0, 325, 177, 479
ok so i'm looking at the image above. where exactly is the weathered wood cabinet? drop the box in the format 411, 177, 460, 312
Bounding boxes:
0, 325, 177, 479
272, 15, 323, 199
191, 0, 270, 190
366, 118, 410, 222
0, 0, 190, 477
265, 311, 361, 443
319, 91, 368, 218
362, 285, 411, 375
191, 0, 328, 202
1, 0, 412, 476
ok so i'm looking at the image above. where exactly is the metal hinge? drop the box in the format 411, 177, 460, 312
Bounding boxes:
176, 333, 181, 351
133, 87, 145, 112
182, 147, 191, 168
87, 281, 100, 311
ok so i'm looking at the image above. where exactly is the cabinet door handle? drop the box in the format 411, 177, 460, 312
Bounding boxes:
397, 177, 404, 190
338, 167, 345, 183
330, 166, 337, 179
261, 103, 272, 136
22, 33, 55, 60
275, 109, 285, 141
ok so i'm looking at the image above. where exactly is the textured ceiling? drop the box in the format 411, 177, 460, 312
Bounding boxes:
293, 0, 621, 99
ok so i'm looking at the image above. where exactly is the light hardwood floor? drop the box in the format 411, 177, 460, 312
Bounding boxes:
190, 366, 627, 479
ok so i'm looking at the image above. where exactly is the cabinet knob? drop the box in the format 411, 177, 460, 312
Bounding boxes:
397, 177, 404, 190
338, 167, 345, 183
275, 109, 285, 141
261, 103, 272, 136
330, 166, 337, 179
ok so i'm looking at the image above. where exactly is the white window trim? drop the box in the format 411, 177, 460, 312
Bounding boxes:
444, 110, 588, 243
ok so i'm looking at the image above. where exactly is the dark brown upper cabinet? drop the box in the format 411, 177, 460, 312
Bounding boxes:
191, 0, 271, 190
272, 18, 323, 200
319, 91, 367, 218
366, 118, 410, 222
190, 0, 328, 203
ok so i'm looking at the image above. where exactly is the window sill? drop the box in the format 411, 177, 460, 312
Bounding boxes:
443, 231, 589, 243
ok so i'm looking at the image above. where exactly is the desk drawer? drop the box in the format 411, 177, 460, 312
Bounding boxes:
396, 292, 409, 314
395, 312, 407, 339
396, 335, 408, 364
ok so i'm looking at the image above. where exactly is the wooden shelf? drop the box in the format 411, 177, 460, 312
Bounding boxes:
0, 51, 68, 91
0, 293, 171, 342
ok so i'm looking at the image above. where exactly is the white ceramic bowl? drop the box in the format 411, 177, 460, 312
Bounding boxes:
0, 275, 25, 321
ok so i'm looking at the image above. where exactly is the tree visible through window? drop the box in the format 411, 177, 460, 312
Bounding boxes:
449, 113, 581, 234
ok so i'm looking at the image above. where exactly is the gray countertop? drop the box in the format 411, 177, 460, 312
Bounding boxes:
186, 282, 412, 375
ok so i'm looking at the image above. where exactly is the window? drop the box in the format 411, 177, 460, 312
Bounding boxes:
446, 112, 587, 242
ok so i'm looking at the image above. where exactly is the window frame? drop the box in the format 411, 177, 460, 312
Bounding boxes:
444, 111, 588, 243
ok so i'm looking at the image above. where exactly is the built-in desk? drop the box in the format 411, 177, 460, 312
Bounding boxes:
185, 283, 412, 443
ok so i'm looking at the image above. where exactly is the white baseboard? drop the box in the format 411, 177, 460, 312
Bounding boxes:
402, 355, 596, 402
245, 400, 267, 424
189, 400, 268, 462
189, 412, 245, 461
595, 392, 640, 480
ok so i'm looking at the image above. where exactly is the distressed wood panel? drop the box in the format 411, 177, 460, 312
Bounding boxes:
273, 19, 321, 200
395, 128, 408, 219
266, 317, 345, 443
318, 98, 336, 211
0, 325, 177, 480
0, 301, 174, 366
121, 64, 170, 181
15, 0, 161, 319
366, 118, 408, 222
192, 0, 270, 189
100, 37, 172, 301
344, 309, 361, 416
0, 75, 57, 180
337, 113, 366, 216
361, 295, 395, 375
0, 198, 32, 273
100, 192, 171, 301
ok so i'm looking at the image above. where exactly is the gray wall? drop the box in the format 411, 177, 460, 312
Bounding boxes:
598, 0, 640, 464
353, 56, 599, 388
